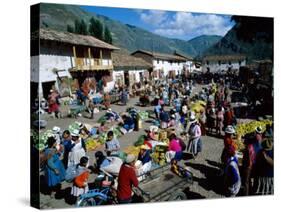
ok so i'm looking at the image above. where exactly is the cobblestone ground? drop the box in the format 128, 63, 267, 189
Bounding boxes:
39, 85, 231, 209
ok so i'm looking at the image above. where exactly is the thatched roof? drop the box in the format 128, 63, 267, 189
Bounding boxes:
39, 28, 119, 50
203, 55, 246, 62
131, 49, 188, 62
112, 52, 152, 71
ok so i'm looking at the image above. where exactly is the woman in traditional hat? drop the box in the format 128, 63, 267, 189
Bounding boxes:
187, 115, 202, 159
252, 138, 274, 195
223, 145, 241, 197
44, 137, 66, 198
67, 129, 86, 167
221, 125, 237, 166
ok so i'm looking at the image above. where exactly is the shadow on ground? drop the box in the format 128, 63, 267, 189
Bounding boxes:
183, 187, 206, 200
185, 162, 223, 195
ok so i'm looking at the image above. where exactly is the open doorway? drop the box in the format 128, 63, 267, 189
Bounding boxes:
42, 81, 56, 100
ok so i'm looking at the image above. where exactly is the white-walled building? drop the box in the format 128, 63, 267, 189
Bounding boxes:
112, 52, 152, 90
202, 55, 247, 73
131, 50, 193, 79
31, 28, 119, 99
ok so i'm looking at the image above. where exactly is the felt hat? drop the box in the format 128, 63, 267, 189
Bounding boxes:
75, 121, 84, 129
225, 125, 235, 134
126, 154, 136, 164
189, 114, 197, 124
71, 129, 80, 137
52, 126, 61, 134
255, 126, 263, 134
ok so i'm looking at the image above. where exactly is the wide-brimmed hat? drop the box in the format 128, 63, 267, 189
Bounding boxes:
125, 154, 136, 163
140, 144, 151, 150
262, 138, 273, 151
71, 129, 80, 137
52, 126, 61, 134
75, 121, 84, 129
189, 114, 197, 124
225, 125, 235, 134
255, 126, 263, 134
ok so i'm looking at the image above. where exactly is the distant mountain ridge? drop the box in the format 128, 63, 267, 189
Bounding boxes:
39, 3, 222, 58
202, 17, 273, 62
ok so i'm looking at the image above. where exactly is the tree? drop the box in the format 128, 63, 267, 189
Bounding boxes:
104, 26, 113, 44
88, 17, 103, 40
74, 19, 88, 35
74, 19, 81, 34
80, 19, 88, 35
67, 24, 74, 33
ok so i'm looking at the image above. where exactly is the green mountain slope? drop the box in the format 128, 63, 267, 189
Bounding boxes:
202, 17, 273, 62
39, 3, 221, 57
188, 35, 222, 57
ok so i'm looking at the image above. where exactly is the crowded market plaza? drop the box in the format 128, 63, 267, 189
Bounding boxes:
31, 71, 273, 208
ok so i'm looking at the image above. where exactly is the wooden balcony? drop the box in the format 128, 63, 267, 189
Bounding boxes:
71, 57, 113, 71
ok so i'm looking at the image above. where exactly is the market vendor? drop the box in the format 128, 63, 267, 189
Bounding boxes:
52, 126, 62, 145
159, 106, 170, 129
168, 133, 183, 161
224, 145, 241, 197
187, 115, 202, 159
137, 144, 152, 174
68, 129, 86, 167
221, 125, 237, 168
120, 114, 135, 134
105, 131, 121, 156
94, 151, 123, 176
117, 154, 139, 204
105, 108, 121, 122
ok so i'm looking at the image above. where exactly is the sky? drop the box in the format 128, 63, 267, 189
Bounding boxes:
81, 5, 235, 41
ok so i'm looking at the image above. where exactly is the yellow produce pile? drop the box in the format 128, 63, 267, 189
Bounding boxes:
85, 138, 101, 151
235, 139, 245, 152
123, 146, 141, 156
236, 120, 273, 137
235, 119, 273, 152
190, 100, 206, 113
151, 145, 168, 166
151, 152, 166, 166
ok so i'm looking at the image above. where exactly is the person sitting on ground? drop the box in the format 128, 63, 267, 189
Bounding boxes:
71, 156, 91, 201
137, 145, 152, 174
120, 114, 135, 134
117, 154, 139, 204
98, 122, 107, 134
94, 151, 123, 176
105, 108, 121, 122
105, 131, 120, 156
